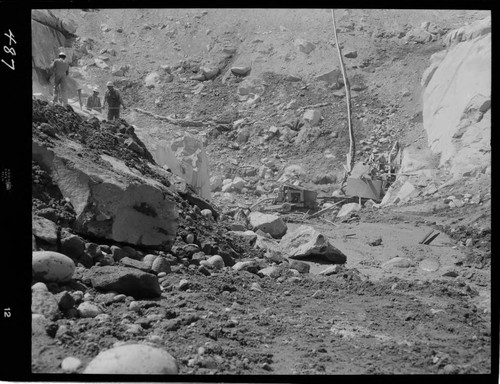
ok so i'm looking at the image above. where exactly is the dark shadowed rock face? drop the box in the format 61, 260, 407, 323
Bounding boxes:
88, 265, 161, 298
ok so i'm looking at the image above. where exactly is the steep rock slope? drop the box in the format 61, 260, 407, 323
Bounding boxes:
422, 16, 491, 178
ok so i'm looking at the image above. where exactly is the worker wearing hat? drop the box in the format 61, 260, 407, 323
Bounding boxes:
49, 51, 70, 106
86, 87, 102, 112
103, 81, 127, 121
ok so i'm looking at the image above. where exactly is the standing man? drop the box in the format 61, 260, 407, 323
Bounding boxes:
50, 51, 70, 106
86, 88, 102, 112
102, 81, 126, 121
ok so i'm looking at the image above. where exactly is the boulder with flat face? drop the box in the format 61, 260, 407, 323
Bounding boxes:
88, 265, 161, 299
280, 225, 346, 264
32, 141, 178, 250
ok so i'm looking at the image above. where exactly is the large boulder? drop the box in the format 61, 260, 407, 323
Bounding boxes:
248, 212, 287, 239
32, 141, 178, 250
422, 16, 491, 177
88, 265, 161, 299
32, 251, 75, 283
279, 225, 347, 264
84, 344, 178, 374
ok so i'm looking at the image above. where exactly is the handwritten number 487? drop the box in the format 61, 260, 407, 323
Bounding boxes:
2, 29, 16, 71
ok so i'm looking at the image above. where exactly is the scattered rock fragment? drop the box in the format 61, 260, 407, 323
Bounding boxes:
61, 357, 82, 373
289, 260, 310, 274
206, 255, 224, 270
231, 66, 251, 76
319, 265, 343, 275
151, 256, 171, 274
232, 260, 262, 273
302, 109, 322, 126
60, 234, 86, 261
336, 203, 361, 218
442, 269, 459, 278
248, 212, 287, 239
201, 209, 213, 219
382, 257, 412, 269
32, 215, 58, 244
344, 50, 358, 58
294, 39, 315, 54
368, 236, 382, 246
54, 291, 75, 310
258, 265, 281, 278
178, 279, 190, 290
32, 283, 60, 320
120, 256, 152, 272
250, 282, 263, 292
94, 58, 109, 69
77, 302, 102, 318
419, 258, 440, 272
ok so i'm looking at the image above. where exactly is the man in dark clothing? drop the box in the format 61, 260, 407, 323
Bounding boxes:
103, 81, 126, 121
86, 88, 102, 112
50, 52, 70, 106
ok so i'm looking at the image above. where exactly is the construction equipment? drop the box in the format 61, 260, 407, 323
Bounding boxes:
274, 184, 318, 209
249, 184, 319, 213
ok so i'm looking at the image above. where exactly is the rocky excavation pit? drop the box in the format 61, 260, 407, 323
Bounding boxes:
31, 100, 491, 376
30, 8, 491, 377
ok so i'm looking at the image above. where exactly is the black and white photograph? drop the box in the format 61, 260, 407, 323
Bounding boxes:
4, 5, 496, 379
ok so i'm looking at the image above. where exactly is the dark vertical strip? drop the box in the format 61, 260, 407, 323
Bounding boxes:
0, 5, 31, 381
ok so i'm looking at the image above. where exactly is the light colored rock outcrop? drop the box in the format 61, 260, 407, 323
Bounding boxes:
422, 16, 491, 178
336, 203, 361, 218
151, 134, 211, 200
31, 10, 79, 98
